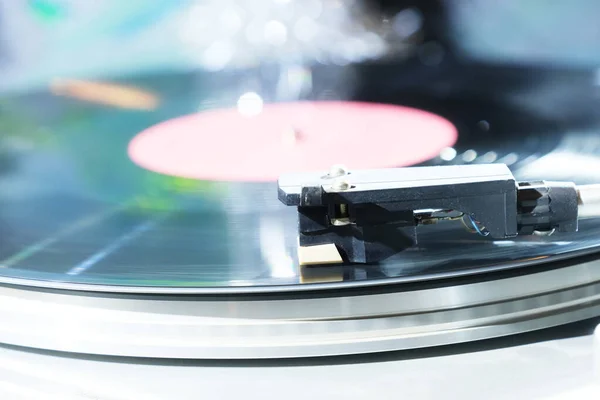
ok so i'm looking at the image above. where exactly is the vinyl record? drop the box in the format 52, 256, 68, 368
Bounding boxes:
1, 64, 600, 293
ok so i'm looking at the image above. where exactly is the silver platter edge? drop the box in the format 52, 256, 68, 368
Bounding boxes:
0, 258, 599, 359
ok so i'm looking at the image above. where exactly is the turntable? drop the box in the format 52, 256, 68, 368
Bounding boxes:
1, 0, 600, 399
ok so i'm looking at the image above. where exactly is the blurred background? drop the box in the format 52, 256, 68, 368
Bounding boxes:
1, 0, 600, 91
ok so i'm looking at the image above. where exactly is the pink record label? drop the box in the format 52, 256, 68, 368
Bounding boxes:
128, 101, 458, 182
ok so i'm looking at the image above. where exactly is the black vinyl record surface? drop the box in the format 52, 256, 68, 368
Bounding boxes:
2, 61, 600, 292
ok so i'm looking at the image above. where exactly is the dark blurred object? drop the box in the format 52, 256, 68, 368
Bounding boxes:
371, 0, 600, 66
370, 0, 449, 42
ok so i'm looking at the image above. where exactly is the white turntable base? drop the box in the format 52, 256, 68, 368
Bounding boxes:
0, 328, 599, 400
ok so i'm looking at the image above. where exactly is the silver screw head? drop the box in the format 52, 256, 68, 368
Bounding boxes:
329, 164, 348, 178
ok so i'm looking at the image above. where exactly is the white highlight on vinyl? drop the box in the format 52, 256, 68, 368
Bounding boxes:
237, 92, 264, 117
439, 147, 457, 161
66, 219, 158, 276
